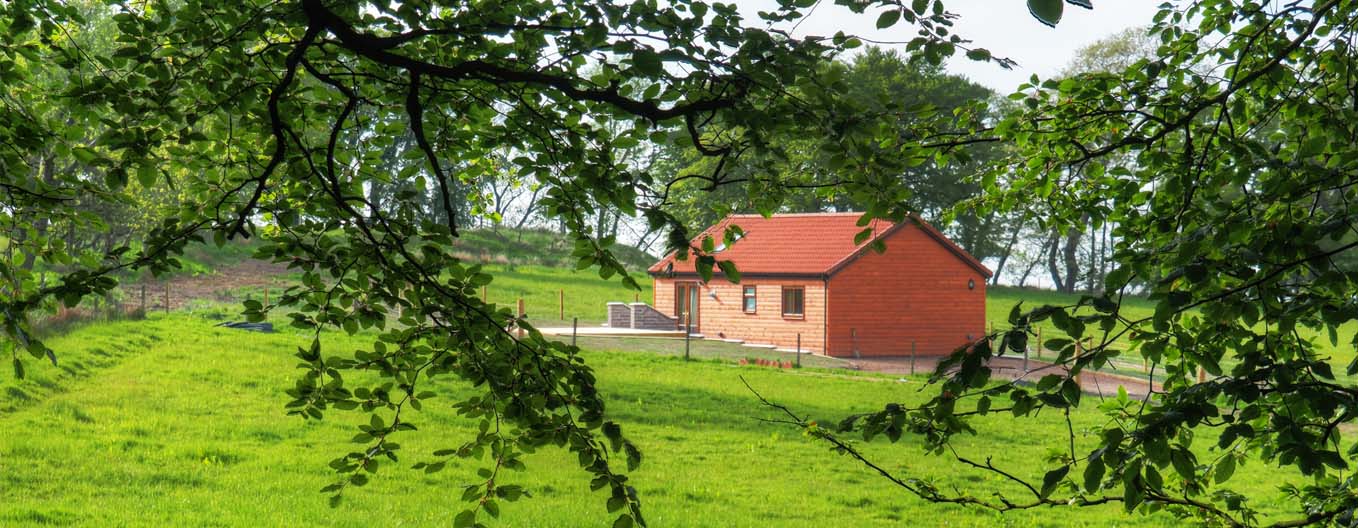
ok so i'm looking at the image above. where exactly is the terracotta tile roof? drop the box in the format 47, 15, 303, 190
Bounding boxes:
647, 212, 992, 278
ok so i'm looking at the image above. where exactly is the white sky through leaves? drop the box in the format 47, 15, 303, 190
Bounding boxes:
738, 0, 1162, 92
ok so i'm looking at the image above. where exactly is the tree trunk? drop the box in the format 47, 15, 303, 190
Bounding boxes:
1017, 244, 1045, 288
1086, 218, 1098, 292
1061, 223, 1083, 293
990, 217, 1024, 286
1046, 227, 1064, 291
20, 154, 58, 271
514, 185, 544, 233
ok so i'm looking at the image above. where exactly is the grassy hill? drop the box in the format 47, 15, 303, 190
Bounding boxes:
154, 228, 656, 279
0, 315, 1308, 527
454, 229, 657, 270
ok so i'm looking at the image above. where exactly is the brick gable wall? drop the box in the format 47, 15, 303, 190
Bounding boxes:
826, 225, 986, 357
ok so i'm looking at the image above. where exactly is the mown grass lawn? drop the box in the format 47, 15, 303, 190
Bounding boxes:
0, 313, 1314, 527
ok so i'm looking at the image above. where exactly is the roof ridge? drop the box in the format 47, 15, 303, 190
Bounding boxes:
727, 212, 863, 218
648, 212, 995, 278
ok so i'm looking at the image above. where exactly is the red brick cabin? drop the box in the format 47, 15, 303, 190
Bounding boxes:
646, 212, 991, 357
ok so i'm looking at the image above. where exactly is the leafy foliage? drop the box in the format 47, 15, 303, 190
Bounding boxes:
765, 2, 1358, 527
0, 0, 1014, 525
16, 0, 1355, 526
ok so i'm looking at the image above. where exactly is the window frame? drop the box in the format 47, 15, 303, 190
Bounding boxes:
780, 286, 805, 319
742, 285, 757, 314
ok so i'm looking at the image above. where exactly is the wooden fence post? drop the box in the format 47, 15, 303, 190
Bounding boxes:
164, 281, 170, 313
683, 313, 691, 362
1073, 339, 1083, 388
796, 333, 801, 368
571, 317, 578, 348
559, 288, 564, 320
482, 285, 487, 303
910, 340, 916, 375
516, 297, 525, 337
140, 283, 147, 314
1035, 327, 1042, 359
1197, 366, 1207, 384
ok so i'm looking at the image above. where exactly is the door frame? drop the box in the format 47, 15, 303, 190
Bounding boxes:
674, 281, 700, 332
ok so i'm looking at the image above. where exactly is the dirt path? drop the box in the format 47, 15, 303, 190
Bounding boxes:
848, 355, 1161, 399
124, 260, 290, 310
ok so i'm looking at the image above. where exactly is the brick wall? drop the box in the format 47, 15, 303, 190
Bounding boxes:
606, 302, 631, 328
681, 279, 825, 353
826, 224, 986, 357
630, 303, 678, 330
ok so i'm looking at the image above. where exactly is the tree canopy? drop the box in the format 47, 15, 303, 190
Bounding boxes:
787, 2, 1358, 527
0, 1, 1006, 526
5, 0, 1358, 527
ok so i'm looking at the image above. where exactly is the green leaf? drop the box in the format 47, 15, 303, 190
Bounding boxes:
624, 441, 642, 471
136, 164, 157, 188
1170, 448, 1196, 481
632, 50, 662, 76
1083, 457, 1105, 493
71, 146, 100, 164
454, 509, 476, 528
1143, 464, 1163, 492
716, 260, 740, 283
1040, 465, 1069, 498
696, 255, 715, 283
1215, 455, 1236, 484
1027, 0, 1063, 27
1007, 301, 1024, 324
876, 9, 901, 29
853, 228, 873, 245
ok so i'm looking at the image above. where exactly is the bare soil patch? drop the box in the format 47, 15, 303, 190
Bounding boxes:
124, 260, 290, 310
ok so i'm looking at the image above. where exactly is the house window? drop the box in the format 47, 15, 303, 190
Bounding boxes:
781, 286, 804, 318
742, 286, 757, 313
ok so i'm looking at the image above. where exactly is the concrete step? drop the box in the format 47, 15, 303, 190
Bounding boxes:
741, 343, 778, 350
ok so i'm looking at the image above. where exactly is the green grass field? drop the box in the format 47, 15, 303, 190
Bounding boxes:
478, 264, 654, 326
0, 313, 1314, 527
10, 236, 1351, 526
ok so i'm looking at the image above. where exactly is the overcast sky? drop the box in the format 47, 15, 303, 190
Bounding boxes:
740, 0, 1164, 92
